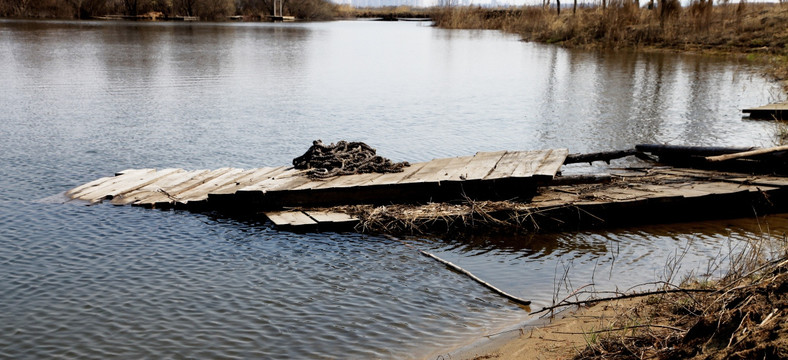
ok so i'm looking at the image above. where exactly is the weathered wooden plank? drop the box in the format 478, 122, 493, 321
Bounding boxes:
595, 187, 654, 202
633, 183, 717, 198
78, 168, 181, 203
175, 168, 248, 203
303, 211, 358, 224
265, 211, 317, 227
134, 168, 235, 207
484, 151, 523, 180
455, 150, 508, 181
360, 161, 429, 186
678, 182, 776, 197
725, 176, 788, 187
209, 167, 286, 195
423, 155, 476, 183
509, 150, 553, 178
68, 169, 156, 198
116, 170, 210, 205
307, 172, 386, 190
399, 157, 456, 184
238, 168, 304, 192
533, 148, 569, 178
110, 169, 191, 205
259, 173, 312, 193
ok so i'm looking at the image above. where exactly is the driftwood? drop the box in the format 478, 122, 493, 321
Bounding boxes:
636, 144, 756, 157
564, 149, 638, 164
420, 251, 532, 306
706, 144, 788, 162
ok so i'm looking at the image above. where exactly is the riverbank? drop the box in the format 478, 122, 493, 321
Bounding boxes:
431, 3, 788, 90
446, 241, 788, 359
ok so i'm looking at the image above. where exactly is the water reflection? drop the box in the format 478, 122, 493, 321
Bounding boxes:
0, 19, 786, 359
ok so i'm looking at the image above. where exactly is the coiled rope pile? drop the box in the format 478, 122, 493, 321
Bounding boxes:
293, 140, 410, 179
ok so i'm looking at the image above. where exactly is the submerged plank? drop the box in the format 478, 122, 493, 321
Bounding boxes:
66, 175, 116, 197
265, 211, 317, 227
110, 169, 190, 205
78, 169, 180, 203
117, 170, 210, 205
134, 168, 235, 207
303, 211, 358, 224
68, 169, 156, 199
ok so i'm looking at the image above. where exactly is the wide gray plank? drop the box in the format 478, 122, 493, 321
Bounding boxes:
456, 150, 507, 181
533, 148, 569, 178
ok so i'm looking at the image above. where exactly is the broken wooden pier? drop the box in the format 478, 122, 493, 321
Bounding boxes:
67, 149, 567, 230
65, 146, 788, 234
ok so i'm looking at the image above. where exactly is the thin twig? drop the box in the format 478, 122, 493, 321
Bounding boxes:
420, 250, 532, 306
553, 324, 687, 335
530, 288, 715, 315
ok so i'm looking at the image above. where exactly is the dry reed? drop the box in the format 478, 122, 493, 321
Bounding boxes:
431, 3, 788, 86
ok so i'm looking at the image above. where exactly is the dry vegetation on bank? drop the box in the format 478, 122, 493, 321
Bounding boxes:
570, 253, 788, 359
432, 3, 788, 86
463, 232, 788, 360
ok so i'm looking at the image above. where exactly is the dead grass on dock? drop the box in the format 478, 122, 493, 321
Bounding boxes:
334, 171, 677, 237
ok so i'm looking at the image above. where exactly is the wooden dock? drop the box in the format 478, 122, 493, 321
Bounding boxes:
66, 149, 568, 229
65, 146, 788, 234
743, 101, 788, 120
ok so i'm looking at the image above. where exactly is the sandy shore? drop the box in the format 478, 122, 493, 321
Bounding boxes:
437, 297, 641, 360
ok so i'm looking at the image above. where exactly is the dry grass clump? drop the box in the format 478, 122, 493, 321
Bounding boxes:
432, 3, 788, 86
339, 200, 518, 235
433, 3, 788, 52
569, 235, 788, 360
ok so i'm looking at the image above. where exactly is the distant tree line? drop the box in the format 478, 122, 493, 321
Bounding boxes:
0, 0, 336, 20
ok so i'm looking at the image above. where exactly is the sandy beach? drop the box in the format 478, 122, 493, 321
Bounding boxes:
438, 297, 642, 360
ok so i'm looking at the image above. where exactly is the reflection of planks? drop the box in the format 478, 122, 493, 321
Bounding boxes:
65, 149, 568, 210
743, 101, 788, 120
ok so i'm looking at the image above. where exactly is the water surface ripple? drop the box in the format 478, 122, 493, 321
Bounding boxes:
0, 19, 786, 359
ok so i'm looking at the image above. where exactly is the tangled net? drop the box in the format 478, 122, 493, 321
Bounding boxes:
293, 140, 410, 179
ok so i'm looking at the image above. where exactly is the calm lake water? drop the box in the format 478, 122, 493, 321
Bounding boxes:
1, 19, 787, 359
